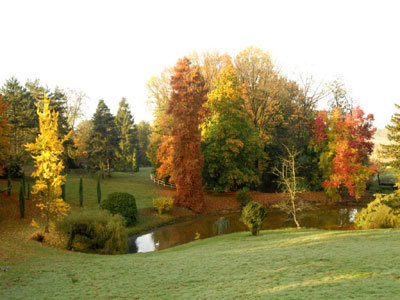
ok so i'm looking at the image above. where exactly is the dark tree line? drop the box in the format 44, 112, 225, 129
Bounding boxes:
0, 77, 152, 177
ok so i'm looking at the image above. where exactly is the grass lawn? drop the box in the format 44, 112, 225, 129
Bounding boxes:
1, 224, 400, 299
64, 168, 157, 210
2, 168, 400, 298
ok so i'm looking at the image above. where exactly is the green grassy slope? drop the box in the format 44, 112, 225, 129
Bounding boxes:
64, 168, 157, 210
1, 228, 400, 299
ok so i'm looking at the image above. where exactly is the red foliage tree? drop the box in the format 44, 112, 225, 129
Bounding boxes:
167, 57, 208, 213
313, 107, 376, 200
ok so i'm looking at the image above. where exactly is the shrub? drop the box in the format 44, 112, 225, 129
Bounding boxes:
241, 201, 266, 236
4, 158, 23, 178
236, 187, 251, 208
57, 209, 127, 254
153, 197, 173, 215
354, 193, 400, 229
101, 192, 138, 225
213, 217, 230, 235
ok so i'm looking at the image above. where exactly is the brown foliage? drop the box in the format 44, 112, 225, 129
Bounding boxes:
167, 57, 208, 213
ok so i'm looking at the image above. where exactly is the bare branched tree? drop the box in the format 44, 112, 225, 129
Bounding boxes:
273, 145, 309, 228
65, 89, 87, 129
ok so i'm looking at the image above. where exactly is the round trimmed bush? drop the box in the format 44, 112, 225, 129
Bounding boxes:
100, 192, 138, 226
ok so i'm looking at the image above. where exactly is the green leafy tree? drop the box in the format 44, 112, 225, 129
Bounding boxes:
1, 77, 37, 173
203, 65, 261, 191
382, 104, 400, 172
115, 98, 137, 171
136, 121, 152, 167
88, 100, 119, 176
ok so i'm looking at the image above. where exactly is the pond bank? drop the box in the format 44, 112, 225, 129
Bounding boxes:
127, 189, 374, 237
129, 204, 364, 253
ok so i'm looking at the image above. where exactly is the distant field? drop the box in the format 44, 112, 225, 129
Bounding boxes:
371, 128, 391, 162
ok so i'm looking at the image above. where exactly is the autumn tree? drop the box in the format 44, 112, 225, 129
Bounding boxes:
313, 107, 376, 201
234, 47, 321, 191
188, 50, 232, 90
234, 46, 277, 133
114, 98, 137, 171
202, 65, 261, 191
72, 120, 92, 167
146, 68, 174, 178
26, 94, 71, 233
88, 100, 119, 177
168, 57, 208, 213
0, 94, 10, 175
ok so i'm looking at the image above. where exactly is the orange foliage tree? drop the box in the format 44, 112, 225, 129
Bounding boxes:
167, 58, 208, 213
0, 94, 11, 175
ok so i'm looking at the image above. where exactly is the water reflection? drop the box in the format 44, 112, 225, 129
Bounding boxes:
130, 232, 157, 253
129, 206, 363, 254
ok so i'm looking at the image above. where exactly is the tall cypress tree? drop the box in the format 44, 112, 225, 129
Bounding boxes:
167, 57, 208, 213
87, 100, 118, 177
19, 183, 25, 218
115, 98, 137, 171
79, 177, 83, 207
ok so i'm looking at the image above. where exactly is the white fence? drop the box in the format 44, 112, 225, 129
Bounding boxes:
150, 174, 176, 189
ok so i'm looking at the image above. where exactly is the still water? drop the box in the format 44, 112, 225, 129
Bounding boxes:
128, 206, 362, 253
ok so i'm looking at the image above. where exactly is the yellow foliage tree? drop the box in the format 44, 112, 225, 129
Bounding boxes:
26, 94, 71, 232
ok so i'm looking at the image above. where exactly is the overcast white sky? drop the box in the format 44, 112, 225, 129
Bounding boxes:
1, 0, 399, 128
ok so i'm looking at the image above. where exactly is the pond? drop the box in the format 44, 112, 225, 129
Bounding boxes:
128, 205, 363, 253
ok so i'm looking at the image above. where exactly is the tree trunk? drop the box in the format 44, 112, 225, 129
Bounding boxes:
291, 198, 301, 229
45, 209, 50, 233
45, 189, 50, 233
107, 159, 111, 177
